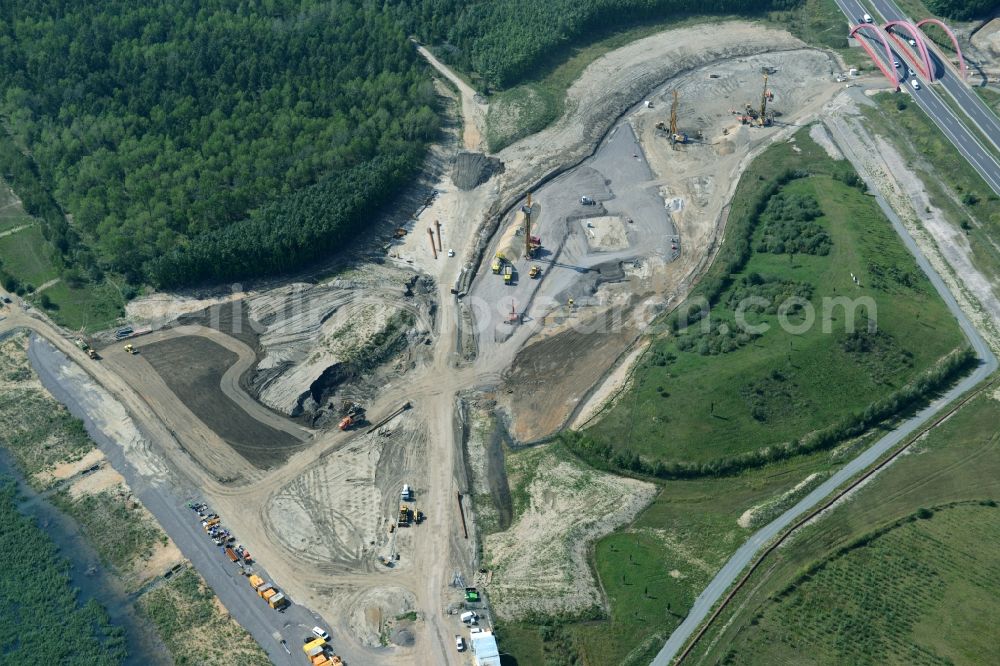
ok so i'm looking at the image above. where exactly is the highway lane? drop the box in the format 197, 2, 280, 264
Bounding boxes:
650, 117, 998, 665
870, 0, 1000, 154
835, 0, 1000, 195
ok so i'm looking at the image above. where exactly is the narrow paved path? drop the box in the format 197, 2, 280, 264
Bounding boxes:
651, 121, 998, 665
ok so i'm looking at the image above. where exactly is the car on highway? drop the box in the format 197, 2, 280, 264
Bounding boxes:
907, 38, 916, 46
911, 79, 921, 90
311, 626, 330, 640
862, 13, 873, 22
893, 60, 900, 68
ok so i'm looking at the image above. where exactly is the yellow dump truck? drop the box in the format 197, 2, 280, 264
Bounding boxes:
268, 592, 287, 609
491, 257, 502, 274
503, 265, 513, 284
257, 583, 275, 599
304, 639, 326, 656
248, 574, 265, 590
529, 265, 541, 278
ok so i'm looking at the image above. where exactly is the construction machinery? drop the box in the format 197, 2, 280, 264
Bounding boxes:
123, 343, 136, 354
398, 504, 411, 526
503, 264, 513, 285
529, 265, 541, 279
338, 402, 364, 431
669, 90, 687, 144
415, 509, 425, 524
491, 257, 502, 274
757, 73, 773, 127
76, 338, 98, 359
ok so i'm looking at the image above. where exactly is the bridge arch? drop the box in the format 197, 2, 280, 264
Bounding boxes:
849, 24, 901, 89
884, 20, 935, 81
916, 18, 966, 81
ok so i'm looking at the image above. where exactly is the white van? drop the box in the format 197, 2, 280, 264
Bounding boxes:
862, 13, 873, 23
401, 484, 412, 500
460, 611, 478, 625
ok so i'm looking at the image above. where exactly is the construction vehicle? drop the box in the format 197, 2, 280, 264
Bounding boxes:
757, 73, 773, 127
304, 639, 326, 657
398, 504, 411, 526
267, 592, 287, 609
75, 338, 99, 359
225, 547, 239, 563
491, 257, 502, 274
338, 403, 364, 431
203, 517, 220, 531
248, 574, 265, 590
503, 264, 513, 285
123, 343, 136, 354
257, 583, 275, 600
415, 509, 425, 524
529, 265, 541, 279
669, 90, 687, 144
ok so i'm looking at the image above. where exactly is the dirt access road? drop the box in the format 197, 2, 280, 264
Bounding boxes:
415, 43, 487, 152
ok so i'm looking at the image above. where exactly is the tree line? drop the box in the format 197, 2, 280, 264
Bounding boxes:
390, 0, 803, 89
924, 0, 997, 20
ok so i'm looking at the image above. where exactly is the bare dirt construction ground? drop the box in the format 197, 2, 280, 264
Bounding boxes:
482, 444, 656, 619
140, 335, 305, 467
489, 45, 841, 442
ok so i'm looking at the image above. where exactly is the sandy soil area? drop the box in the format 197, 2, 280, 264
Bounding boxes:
483, 446, 656, 619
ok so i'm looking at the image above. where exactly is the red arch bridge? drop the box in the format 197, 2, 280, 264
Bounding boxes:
849, 17, 966, 88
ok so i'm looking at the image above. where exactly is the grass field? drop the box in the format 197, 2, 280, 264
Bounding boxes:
718, 503, 1000, 665
0, 222, 58, 288
580, 130, 964, 468
496, 429, 886, 665
138, 567, 271, 666
862, 95, 1000, 286
688, 385, 1000, 665
0, 334, 94, 488
0, 178, 125, 332
52, 489, 165, 576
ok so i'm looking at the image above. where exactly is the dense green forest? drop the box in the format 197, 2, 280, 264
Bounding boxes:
391, 0, 800, 88
0, 0, 438, 285
925, 0, 998, 20
0, 0, 802, 290
0, 480, 127, 663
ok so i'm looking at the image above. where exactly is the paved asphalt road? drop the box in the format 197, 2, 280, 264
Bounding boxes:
871, 0, 1000, 154
834, 0, 1000, 195
650, 118, 998, 665
27, 337, 327, 666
